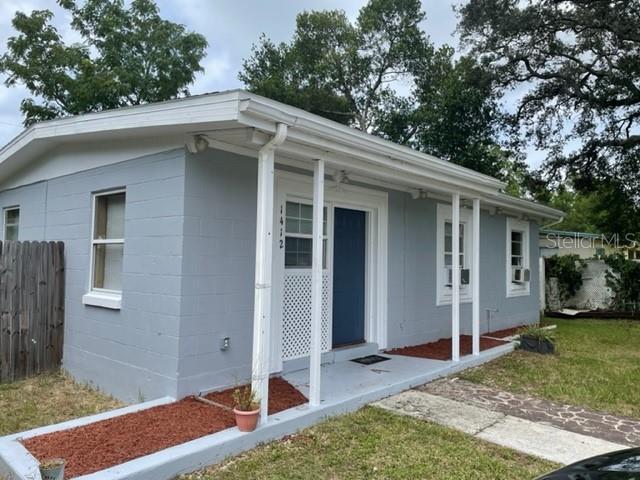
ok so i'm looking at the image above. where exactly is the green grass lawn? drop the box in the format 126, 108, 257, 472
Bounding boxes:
181, 407, 556, 480
461, 318, 640, 418
0, 370, 122, 436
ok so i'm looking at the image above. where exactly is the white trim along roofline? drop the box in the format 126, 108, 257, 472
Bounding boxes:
0, 89, 563, 222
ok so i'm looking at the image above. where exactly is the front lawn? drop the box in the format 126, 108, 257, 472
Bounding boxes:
0, 370, 122, 436
181, 407, 556, 480
461, 318, 640, 418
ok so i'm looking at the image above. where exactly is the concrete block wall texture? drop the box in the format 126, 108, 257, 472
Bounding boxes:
0, 148, 188, 403
0, 143, 540, 403
177, 149, 258, 398
386, 191, 539, 350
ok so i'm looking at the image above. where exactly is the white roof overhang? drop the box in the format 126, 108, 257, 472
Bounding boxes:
0, 89, 562, 222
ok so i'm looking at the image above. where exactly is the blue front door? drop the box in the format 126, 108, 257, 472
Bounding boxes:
332, 207, 366, 347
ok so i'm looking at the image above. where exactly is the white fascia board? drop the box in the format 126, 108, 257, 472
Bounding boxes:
237, 94, 506, 190
487, 192, 563, 222
0, 91, 244, 169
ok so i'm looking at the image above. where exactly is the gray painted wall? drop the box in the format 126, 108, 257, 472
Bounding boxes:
177, 149, 258, 397
0, 144, 540, 402
386, 191, 539, 349
0, 149, 187, 403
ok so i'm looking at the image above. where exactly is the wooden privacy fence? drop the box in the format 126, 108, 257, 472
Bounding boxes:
0, 241, 65, 382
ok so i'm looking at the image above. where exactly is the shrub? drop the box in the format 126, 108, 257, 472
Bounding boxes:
232, 386, 259, 411
519, 325, 556, 342
545, 254, 586, 301
604, 254, 640, 310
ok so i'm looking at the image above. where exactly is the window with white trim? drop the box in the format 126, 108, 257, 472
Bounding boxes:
284, 201, 326, 269
506, 217, 530, 297
4, 207, 19, 241
436, 203, 472, 305
90, 191, 125, 293
444, 221, 465, 285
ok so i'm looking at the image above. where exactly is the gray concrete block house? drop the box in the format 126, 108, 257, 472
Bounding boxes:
0, 90, 562, 408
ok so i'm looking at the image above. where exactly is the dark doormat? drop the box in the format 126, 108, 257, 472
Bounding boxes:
351, 354, 390, 365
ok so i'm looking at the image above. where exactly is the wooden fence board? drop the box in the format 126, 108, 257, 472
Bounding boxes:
0, 241, 65, 382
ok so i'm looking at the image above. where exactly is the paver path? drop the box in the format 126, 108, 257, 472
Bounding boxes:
420, 378, 640, 447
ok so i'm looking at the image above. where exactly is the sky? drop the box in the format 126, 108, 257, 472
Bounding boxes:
0, 0, 545, 167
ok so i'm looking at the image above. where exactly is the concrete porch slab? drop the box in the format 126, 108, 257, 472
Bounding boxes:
0, 343, 514, 480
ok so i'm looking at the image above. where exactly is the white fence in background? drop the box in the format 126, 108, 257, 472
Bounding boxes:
545, 259, 614, 310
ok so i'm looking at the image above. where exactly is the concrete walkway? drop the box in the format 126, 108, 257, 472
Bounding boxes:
374, 389, 627, 465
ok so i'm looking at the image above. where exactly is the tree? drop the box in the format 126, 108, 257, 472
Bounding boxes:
1, 0, 208, 125
542, 180, 640, 235
458, 0, 640, 199
240, 0, 515, 178
240, 0, 428, 132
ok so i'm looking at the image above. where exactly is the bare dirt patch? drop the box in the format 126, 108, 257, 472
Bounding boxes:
387, 335, 507, 361
22, 377, 306, 479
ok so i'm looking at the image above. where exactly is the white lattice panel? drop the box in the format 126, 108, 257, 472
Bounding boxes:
282, 272, 331, 360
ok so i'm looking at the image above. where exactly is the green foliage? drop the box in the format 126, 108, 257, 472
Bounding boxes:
461, 318, 640, 418
604, 254, 640, 310
518, 325, 555, 343
541, 180, 640, 236
458, 0, 640, 200
240, 0, 520, 179
545, 255, 585, 302
0, 0, 208, 125
180, 407, 556, 480
232, 385, 259, 411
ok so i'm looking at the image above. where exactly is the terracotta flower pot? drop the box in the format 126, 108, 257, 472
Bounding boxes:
233, 407, 260, 432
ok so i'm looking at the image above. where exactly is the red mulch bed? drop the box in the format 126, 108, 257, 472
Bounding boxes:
22, 377, 306, 479
386, 335, 508, 361
484, 325, 525, 338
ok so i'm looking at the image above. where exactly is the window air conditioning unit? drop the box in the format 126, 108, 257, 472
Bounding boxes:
512, 268, 530, 284
445, 267, 470, 286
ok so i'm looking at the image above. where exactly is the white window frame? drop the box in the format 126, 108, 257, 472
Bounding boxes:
82, 189, 126, 310
436, 203, 473, 306
506, 217, 531, 298
3, 206, 20, 241
283, 199, 328, 270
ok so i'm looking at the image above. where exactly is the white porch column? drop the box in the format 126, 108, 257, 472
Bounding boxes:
451, 193, 461, 362
472, 198, 481, 356
309, 159, 325, 407
251, 124, 287, 425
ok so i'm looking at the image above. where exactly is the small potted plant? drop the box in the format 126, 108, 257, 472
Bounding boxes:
518, 325, 556, 354
232, 385, 260, 432
39, 458, 65, 480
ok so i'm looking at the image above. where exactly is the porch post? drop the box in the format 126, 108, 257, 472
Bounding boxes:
452, 193, 461, 362
251, 124, 287, 425
472, 198, 481, 356
309, 158, 325, 407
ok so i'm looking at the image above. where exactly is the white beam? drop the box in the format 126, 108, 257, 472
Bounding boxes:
472, 198, 481, 356
452, 193, 461, 362
309, 159, 325, 407
251, 123, 287, 425
539, 256, 546, 315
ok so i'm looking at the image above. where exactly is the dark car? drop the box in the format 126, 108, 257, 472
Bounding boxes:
537, 448, 640, 479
